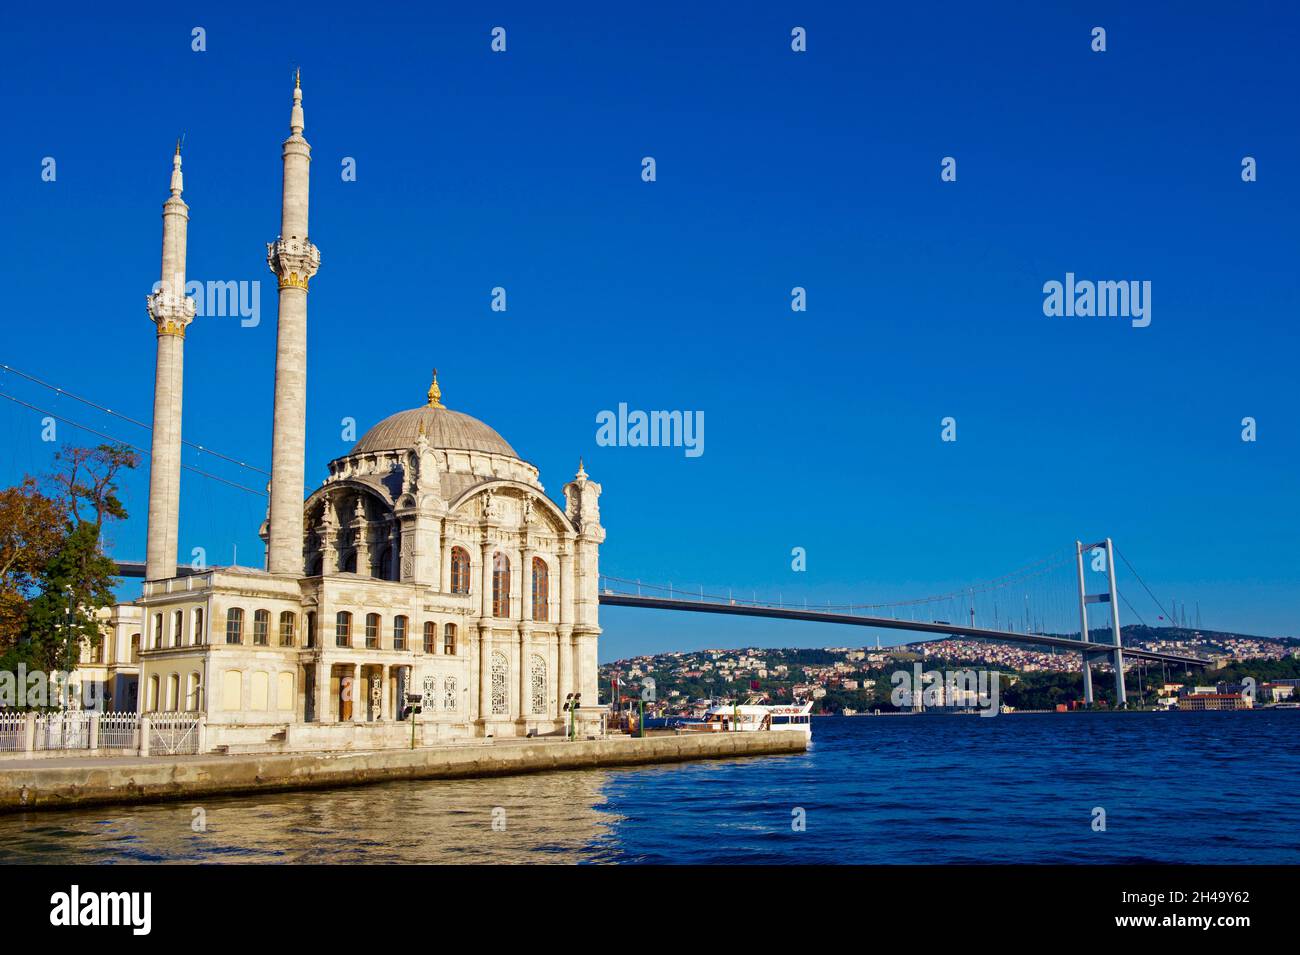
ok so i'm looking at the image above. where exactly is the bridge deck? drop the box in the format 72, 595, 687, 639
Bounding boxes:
598, 593, 1208, 667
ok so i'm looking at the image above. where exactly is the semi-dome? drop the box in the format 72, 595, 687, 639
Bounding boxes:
349, 374, 518, 457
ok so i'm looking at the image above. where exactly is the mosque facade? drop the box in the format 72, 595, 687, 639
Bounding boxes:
93, 78, 606, 750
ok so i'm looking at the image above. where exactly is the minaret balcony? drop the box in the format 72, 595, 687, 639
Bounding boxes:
146, 287, 196, 335
267, 236, 321, 290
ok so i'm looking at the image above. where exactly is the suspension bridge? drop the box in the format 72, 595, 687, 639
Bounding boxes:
596, 538, 1211, 708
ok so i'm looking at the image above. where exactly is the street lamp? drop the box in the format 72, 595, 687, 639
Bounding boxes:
562, 692, 582, 740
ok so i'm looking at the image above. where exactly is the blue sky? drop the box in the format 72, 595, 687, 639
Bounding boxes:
1, 1, 1296, 660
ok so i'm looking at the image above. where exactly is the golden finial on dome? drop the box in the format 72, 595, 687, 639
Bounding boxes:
295, 67, 301, 89
427, 368, 444, 408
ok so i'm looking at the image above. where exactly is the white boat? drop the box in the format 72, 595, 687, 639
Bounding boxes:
678, 695, 813, 737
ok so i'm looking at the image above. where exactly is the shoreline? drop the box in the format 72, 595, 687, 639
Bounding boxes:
0, 731, 807, 814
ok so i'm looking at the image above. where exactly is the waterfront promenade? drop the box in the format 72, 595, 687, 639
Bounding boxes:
0, 731, 807, 813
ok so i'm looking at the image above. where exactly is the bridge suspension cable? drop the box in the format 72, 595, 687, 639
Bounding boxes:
0, 362, 269, 476
601, 538, 1203, 647
0, 390, 266, 497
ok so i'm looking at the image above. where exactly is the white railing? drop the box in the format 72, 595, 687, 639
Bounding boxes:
148, 712, 201, 755
0, 710, 157, 755
0, 711, 209, 757
35, 711, 93, 751
0, 712, 24, 752
98, 711, 140, 749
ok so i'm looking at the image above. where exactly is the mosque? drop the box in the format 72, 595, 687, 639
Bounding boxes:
80, 77, 606, 750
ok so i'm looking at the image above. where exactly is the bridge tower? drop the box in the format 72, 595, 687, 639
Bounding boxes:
1075, 539, 1127, 708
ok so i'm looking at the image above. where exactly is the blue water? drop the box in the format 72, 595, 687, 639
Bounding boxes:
1, 712, 1295, 864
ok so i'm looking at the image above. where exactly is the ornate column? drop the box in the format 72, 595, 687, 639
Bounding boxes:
520, 544, 533, 624
351, 664, 363, 723
517, 624, 531, 723
467, 628, 480, 722
439, 521, 453, 592
559, 543, 575, 628
315, 661, 329, 722
319, 497, 338, 575
144, 144, 196, 581
480, 540, 494, 619
478, 624, 492, 725
265, 73, 321, 575
557, 540, 574, 710
351, 498, 370, 575
379, 664, 389, 721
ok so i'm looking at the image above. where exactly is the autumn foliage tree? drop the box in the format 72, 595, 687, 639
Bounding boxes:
0, 478, 66, 653
3, 444, 139, 672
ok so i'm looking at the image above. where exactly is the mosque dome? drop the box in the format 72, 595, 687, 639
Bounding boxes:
348, 373, 518, 458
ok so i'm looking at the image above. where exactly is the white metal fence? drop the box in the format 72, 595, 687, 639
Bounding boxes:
99, 711, 140, 749
0, 711, 197, 755
0, 712, 24, 752
35, 711, 93, 751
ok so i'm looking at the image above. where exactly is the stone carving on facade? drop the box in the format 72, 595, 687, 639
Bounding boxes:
490, 650, 508, 715
529, 653, 547, 715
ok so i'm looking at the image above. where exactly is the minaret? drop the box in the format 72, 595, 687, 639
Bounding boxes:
144, 142, 197, 580
265, 71, 320, 575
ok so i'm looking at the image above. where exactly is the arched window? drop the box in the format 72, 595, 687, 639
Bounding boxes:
193, 608, 205, 645
305, 611, 316, 649
450, 547, 470, 594
172, 610, 184, 647
532, 557, 549, 621
443, 623, 457, 656
492, 552, 510, 617
280, 611, 296, 647
336, 611, 352, 648
423, 621, 436, 654
225, 608, 244, 645
186, 672, 202, 710
365, 613, 381, 649
148, 674, 160, 712
393, 615, 408, 651
253, 609, 270, 646
167, 673, 180, 711
130, 633, 140, 663
153, 613, 163, 649
90, 637, 103, 664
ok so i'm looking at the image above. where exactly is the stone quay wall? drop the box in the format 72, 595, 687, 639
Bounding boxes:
0, 731, 808, 813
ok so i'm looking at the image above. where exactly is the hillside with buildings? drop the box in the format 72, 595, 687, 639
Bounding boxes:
601, 628, 1300, 716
